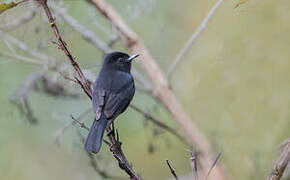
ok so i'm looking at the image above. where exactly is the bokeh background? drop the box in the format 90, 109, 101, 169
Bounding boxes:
0, 0, 290, 179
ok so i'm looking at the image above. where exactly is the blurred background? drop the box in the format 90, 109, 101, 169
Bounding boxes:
0, 0, 290, 179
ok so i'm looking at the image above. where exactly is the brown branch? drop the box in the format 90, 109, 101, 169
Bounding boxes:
130, 104, 188, 145
166, 159, 179, 180
85, 0, 226, 179
77, 131, 125, 179
38, 1, 141, 179
167, 0, 223, 79
267, 138, 290, 180
38, 0, 91, 99
205, 152, 222, 180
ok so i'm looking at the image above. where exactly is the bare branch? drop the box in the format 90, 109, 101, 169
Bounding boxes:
166, 159, 179, 180
49, 2, 112, 54
167, 0, 223, 79
267, 138, 290, 180
9, 72, 42, 124
130, 104, 188, 145
38, 0, 92, 98
77, 129, 124, 179
205, 152, 222, 180
0, 10, 36, 30
0, 30, 52, 63
189, 149, 199, 180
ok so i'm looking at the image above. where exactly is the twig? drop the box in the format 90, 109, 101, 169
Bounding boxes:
38, 1, 141, 179
70, 115, 110, 146
85, 0, 226, 179
70, 115, 90, 131
77, 130, 125, 179
0, 10, 36, 30
267, 138, 290, 180
205, 152, 222, 180
38, 0, 91, 99
49, 2, 111, 54
167, 0, 223, 79
166, 159, 179, 180
0, 51, 43, 65
0, 30, 52, 63
130, 104, 188, 145
10, 72, 42, 125
189, 149, 199, 180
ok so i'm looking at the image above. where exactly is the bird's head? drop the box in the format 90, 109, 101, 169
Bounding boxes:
102, 52, 139, 72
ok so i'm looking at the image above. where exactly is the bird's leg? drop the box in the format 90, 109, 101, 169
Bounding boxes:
106, 121, 115, 137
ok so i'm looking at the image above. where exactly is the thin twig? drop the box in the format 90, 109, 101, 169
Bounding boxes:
70, 115, 90, 131
70, 115, 110, 146
77, 130, 125, 179
167, 0, 223, 79
205, 152, 222, 180
0, 30, 52, 63
0, 10, 36, 30
166, 159, 179, 180
267, 138, 290, 180
189, 149, 199, 180
49, 2, 111, 54
130, 104, 188, 146
38, 0, 91, 99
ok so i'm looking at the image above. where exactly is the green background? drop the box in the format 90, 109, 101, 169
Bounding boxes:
0, 0, 289, 179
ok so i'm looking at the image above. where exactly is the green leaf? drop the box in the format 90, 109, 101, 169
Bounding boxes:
0, 0, 18, 14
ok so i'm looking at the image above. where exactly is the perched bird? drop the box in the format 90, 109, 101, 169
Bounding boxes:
85, 51, 139, 153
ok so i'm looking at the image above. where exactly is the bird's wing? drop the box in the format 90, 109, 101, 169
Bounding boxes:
103, 80, 135, 120
92, 89, 106, 120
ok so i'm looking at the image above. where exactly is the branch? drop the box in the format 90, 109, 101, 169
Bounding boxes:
205, 152, 222, 180
85, 0, 226, 179
166, 159, 179, 180
0, 10, 36, 30
38, 1, 141, 179
166, 0, 223, 79
267, 138, 290, 180
0, 30, 52, 63
189, 149, 199, 180
38, 0, 91, 99
49, 2, 111, 54
130, 104, 188, 145
77, 130, 125, 179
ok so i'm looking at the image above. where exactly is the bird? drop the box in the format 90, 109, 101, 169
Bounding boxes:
85, 51, 139, 153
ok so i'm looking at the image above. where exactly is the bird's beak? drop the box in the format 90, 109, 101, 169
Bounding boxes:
126, 54, 139, 62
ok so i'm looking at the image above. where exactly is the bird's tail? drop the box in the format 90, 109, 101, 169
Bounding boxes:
84, 114, 108, 153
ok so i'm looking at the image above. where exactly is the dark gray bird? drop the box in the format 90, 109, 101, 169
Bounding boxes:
85, 51, 139, 153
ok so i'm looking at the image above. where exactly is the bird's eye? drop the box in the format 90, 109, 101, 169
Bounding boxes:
118, 58, 124, 62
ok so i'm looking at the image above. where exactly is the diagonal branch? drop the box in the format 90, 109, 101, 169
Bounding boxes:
130, 104, 188, 145
166, 159, 179, 180
267, 138, 290, 180
167, 0, 223, 79
38, 0, 92, 99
